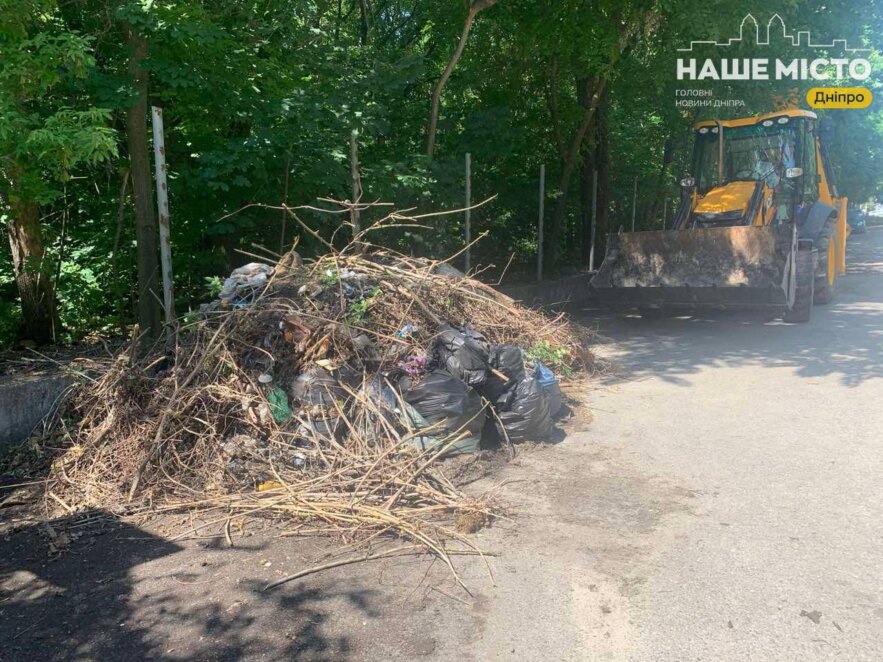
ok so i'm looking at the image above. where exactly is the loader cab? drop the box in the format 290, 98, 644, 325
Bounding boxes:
680, 110, 821, 229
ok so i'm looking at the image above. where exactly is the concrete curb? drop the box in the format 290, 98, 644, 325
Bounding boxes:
498, 272, 596, 308
0, 373, 72, 453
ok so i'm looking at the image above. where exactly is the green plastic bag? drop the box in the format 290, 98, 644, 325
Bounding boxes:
267, 386, 292, 423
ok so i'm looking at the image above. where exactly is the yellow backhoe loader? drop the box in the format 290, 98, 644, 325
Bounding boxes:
591, 109, 848, 322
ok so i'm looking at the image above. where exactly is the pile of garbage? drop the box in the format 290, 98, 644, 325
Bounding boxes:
37, 246, 594, 563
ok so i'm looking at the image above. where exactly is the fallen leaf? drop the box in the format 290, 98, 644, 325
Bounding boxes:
800, 609, 822, 624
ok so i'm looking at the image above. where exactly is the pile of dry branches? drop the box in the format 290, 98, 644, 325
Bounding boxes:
36, 214, 595, 575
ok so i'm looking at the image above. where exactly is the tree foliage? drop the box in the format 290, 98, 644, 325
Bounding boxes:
1, 0, 881, 346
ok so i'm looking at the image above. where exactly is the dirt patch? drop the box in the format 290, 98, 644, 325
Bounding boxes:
439, 449, 512, 487
0, 508, 486, 661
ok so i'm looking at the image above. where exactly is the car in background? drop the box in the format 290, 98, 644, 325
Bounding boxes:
848, 204, 866, 234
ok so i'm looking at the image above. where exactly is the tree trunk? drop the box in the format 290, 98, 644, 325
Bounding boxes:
124, 22, 162, 341
5, 195, 59, 343
579, 153, 594, 267
544, 4, 650, 267
595, 87, 611, 258
644, 156, 670, 228
357, 0, 370, 45
425, 0, 498, 159
577, 77, 596, 266
547, 76, 607, 266
545, 57, 565, 160
221, 232, 240, 272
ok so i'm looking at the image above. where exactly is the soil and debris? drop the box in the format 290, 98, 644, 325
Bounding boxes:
8, 243, 595, 580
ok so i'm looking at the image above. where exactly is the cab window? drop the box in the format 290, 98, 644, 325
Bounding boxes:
802, 121, 819, 203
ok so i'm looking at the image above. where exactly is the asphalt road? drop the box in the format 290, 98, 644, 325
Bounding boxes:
461, 224, 883, 661
2, 228, 880, 661
582, 226, 883, 660
594, 224, 883, 660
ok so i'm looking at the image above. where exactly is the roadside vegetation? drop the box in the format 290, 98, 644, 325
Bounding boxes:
2, 0, 882, 347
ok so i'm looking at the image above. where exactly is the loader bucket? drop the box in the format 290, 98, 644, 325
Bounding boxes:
590, 225, 797, 310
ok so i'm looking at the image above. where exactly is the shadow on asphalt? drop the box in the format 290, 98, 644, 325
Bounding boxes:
581, 230, 883, 388
0, 510, 372, 661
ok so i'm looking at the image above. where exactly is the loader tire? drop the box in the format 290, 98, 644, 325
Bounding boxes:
783, 248, 815, 323
814, 223, 837, 305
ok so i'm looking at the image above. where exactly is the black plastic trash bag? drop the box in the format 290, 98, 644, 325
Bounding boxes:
290, 366, 348, 407
295, 415, 340, 443
430, 324, 490, 388
403, 370, 486, 455
534, 362, 563, 417
481, 344, 526, 402
495, 376, 553, 443
289, 367, 351, 443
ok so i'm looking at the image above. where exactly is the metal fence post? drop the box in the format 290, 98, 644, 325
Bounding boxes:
150, 105, 175, 351
464, 153, 471, 272
589, 169, 597, 271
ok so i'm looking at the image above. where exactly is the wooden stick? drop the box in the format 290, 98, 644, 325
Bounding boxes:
264, 545, 420, 590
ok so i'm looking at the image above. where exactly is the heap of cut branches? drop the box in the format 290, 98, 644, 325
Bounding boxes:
34, 208, 596, 574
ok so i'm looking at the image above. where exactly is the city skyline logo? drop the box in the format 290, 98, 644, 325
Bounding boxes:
678, 13, 871, 54
676, 14, 872, 81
